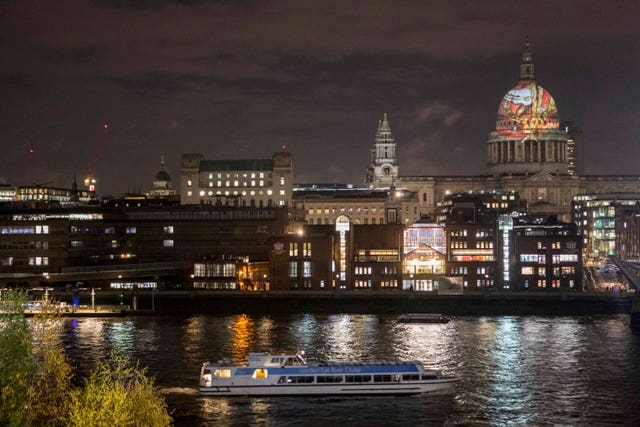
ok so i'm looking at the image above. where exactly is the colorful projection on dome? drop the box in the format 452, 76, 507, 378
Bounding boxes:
497, 83, 558, 138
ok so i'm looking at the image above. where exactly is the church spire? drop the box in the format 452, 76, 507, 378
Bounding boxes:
70, 167, 79, 202
519, 36, 535, 83
376, 112, 393, 141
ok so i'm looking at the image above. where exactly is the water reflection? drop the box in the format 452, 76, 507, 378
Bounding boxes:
230, 314, 255, 362
486, 317, 531, 426
56, 314, 640, 426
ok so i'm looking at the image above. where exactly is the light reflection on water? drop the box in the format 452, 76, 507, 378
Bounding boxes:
59, 314, 640, 426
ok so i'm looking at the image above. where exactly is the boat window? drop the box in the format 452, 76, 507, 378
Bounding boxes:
316, 375, 343, 383
402, 374, 420, 381
252, 369, 268, 379
277, 376, 286, 384
213, 369, 231, 378
373, 375, 393, 383
421, 374, 438, 380
345, 375, 372, 383
286, 376, 314, 384
271, 357, 284, 364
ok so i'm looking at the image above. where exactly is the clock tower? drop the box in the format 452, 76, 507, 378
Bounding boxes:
366, 113, 398, 186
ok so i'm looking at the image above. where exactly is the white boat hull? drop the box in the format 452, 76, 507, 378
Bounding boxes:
199, 378, 459, 396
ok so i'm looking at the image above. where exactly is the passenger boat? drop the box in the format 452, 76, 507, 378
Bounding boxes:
199, 351, 459, 396
397, 313, 450, 324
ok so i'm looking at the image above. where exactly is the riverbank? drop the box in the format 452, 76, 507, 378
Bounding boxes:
27, 289, 635, 316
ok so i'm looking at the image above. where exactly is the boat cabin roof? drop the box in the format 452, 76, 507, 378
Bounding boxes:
246, 352, 306, 367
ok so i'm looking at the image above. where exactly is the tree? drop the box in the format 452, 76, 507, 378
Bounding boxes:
0, 290, 35, 426
26, 299, 73, 426
68, 353, 172, 427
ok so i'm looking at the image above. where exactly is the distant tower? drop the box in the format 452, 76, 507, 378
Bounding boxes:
70, 168, 79, 202
366, 113, 398, 186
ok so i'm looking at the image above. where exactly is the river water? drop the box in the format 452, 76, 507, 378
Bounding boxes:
60, 314, 640, 426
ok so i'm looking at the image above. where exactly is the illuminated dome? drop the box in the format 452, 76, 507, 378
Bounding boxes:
496, 82, 559, 138
486, 38, 570, 177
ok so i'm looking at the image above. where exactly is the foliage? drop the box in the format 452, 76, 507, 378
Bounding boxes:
68, 352, 172, 427
1, 291, 172, 427
26, 299, 73, 426
0, 290, 35, 426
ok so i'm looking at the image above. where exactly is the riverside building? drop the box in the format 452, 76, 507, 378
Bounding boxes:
440, 192, 524, 290
292, 185, 420, 226
573, 193, 640, 261
180, 151, 293, 208
0, 203, 297, 289
510, 216, 582, 291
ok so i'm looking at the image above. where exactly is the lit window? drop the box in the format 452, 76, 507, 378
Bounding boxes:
280, 177, 285, 186
259, 180, 264, 187
163, 226, 174, 233
280, 190, 285, 196
234, 180, 239, 187
259, 172, 264, 179
126, 227, 136, 234
267, 189, 273, 196
303, 261, 311, 277
163, 240, 174, 247
251, 173, 256, 178
187, 180, 192, 187
289, 261, 298, 277
207, 191, 213, 196
187, 191, 192, 196
199, 190, 205, 196
217, 181, 222, 187
105, 227, 115, 234
209, 181, 213, 187
208, 173, 213, 179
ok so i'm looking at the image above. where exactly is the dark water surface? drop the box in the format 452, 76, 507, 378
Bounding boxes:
60, 314, 640, 426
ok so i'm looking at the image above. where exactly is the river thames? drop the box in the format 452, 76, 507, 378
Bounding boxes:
60, 314, 640, 426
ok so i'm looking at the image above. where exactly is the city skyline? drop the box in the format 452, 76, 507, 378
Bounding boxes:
1, 1, 639, 196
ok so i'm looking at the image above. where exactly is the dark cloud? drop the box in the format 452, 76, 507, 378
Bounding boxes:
92, 0, 243, 9
0, 0, 639, 194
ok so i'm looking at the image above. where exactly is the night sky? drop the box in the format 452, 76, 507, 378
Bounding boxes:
1, 1, 639, 196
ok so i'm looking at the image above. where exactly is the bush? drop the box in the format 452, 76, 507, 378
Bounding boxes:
68, 353, 172, 427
